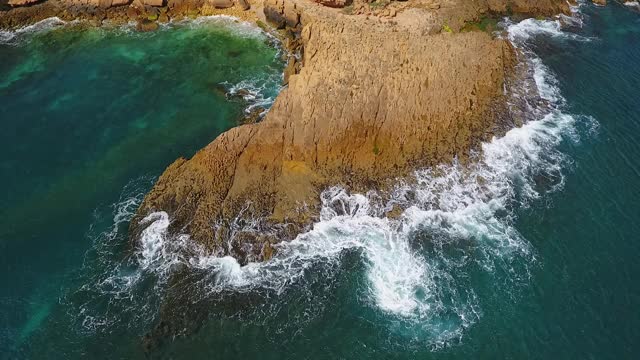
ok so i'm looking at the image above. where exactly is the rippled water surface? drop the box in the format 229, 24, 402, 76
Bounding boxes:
0, 16, 284, 358
1, 3, 640, 359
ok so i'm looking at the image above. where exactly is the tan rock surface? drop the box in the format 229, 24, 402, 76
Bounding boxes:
132, 0, 573, 264
0, 0, 574, 264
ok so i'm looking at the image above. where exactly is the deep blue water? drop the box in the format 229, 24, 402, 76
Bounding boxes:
1, 2, 640, 359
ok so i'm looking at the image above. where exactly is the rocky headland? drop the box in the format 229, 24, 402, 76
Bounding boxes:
2, 0, 594, 265
138, 0, 580, 265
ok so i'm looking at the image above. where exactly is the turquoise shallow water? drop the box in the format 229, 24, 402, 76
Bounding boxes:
0, 16, 283, 358
1, 3, 640, 359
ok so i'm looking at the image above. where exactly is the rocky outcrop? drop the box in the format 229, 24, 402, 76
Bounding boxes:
130, 0, 576, 264
0, 0, 576, 264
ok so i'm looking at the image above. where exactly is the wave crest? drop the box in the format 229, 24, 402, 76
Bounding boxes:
72, 11, 598, 349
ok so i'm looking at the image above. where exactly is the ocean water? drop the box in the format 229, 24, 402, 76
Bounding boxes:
0, 16, 284, 358
1, 2, 640, 359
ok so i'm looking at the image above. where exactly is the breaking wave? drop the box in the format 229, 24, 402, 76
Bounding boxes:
0, 17, 67, 45
220, 74, 284, 117
71, 13, 597, 349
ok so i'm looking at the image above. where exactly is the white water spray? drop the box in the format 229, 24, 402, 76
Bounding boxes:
79, 12, 598, 346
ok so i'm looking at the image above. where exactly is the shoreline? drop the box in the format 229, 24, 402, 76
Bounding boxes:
2, 0, 583, 266
130, 0, 577, 265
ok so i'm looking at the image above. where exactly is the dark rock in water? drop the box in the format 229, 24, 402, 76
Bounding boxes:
211, 83, 229, 98
224, 87, 252, 101
385, 204, 404, 219
136, 18, 159, 31
227, 49, 243, 58
241, 106, 266, 125
233, 88, 251, 98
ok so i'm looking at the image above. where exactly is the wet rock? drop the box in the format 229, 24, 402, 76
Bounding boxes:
136, 18, 159, 31
241, 106, 266, 125
385, 204, 404, 219
233, 88, 251, 98
211, 83, 229, 98
131, 0, 573, 263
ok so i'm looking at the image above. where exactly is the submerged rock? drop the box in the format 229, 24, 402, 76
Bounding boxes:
241, 106, 266, 124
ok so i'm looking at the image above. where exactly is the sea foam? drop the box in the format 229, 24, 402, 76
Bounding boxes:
81, 12, 597, 348
0, 17, 67, 45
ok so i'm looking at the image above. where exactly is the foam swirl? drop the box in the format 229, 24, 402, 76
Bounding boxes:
75, 11, 598, 348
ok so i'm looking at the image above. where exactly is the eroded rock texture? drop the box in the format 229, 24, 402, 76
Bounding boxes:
132, 0, 574, 263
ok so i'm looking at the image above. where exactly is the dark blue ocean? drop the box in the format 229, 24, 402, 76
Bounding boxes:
1, 3, 639, 359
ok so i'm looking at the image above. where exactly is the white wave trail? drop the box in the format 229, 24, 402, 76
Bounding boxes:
133, 104, 585, 338
122, 13, 596, 346
0, 17, 67, 45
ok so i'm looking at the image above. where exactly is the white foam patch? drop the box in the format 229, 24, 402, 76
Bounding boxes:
506, 17, 592, 43
167, 15, 284, 116
0, 17, 67, 45
222, 75, 284, 116
124, 105, 587, 344
168, 15, 271, 40
93, 11, 597, 346
625, 1, 640, 8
